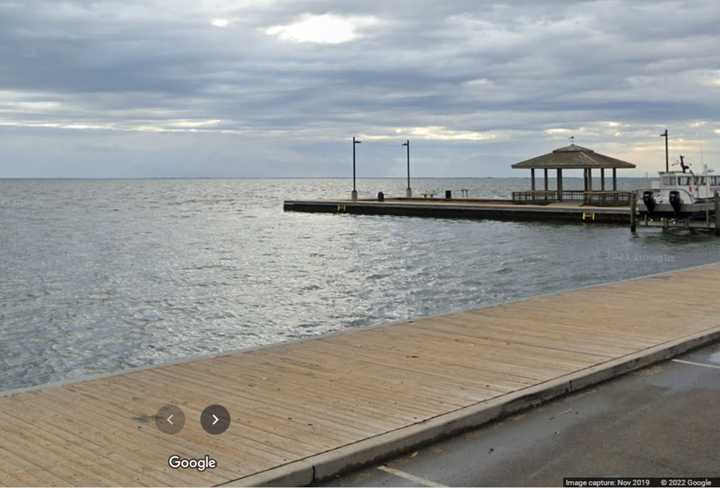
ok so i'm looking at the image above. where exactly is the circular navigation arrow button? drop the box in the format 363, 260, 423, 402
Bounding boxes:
201, 404, 230, 435
155, 404, 185, 435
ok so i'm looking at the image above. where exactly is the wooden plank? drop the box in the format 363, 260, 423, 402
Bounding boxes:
7, 390, 230, 486
51, 383, 283, 476
322, 329, 572, 381
0, 445, 75, 486
185, 353, 466, 420
0, 408, 170, 486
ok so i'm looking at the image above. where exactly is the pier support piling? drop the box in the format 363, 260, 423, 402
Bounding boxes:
715, 191, 719, 237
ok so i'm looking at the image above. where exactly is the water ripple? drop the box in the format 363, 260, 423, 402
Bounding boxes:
2, 177, 720, 391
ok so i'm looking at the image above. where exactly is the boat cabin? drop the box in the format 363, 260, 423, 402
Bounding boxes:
657, 173, 720, 187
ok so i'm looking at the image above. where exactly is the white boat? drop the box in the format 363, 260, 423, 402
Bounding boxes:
638, 156, 720, 219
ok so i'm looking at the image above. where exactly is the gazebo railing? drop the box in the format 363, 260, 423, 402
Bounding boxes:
512, 190, 633, 206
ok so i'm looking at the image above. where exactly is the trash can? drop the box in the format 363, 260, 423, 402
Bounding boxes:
377, 191, 384, 202
445, 190, 452, 200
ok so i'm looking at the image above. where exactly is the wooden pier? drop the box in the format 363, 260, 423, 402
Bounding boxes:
284, 198, 631, 224
2, 264, 720, 486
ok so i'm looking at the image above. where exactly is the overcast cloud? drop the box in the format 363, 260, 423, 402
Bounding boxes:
1, 0, 719, 177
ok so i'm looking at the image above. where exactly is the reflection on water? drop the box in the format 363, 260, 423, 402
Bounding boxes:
1, 177, 720, 391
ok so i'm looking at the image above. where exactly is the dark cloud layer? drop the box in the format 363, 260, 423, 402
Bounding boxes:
0, 0, 719, 177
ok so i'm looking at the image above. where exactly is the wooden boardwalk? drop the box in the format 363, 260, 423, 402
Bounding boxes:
2, 264, 720, 486
284, 198, 630, 224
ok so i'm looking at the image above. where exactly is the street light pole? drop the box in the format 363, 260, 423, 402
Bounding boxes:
660, 129, 669, 173
402, 139, 411, 198
352, 136, 361, 201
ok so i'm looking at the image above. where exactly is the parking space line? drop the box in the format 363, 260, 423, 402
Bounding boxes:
377, 465, 447, 487
672, 359, 720, 370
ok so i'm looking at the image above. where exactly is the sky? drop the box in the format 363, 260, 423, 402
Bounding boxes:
0, 0, 719, 178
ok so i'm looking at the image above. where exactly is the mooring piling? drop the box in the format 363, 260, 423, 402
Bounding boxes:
715, 191, 719, 237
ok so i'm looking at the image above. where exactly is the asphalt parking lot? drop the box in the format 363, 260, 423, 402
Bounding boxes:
320, 341, 720, 487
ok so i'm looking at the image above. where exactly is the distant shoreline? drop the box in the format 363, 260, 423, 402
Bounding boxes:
0, 175, 655, 181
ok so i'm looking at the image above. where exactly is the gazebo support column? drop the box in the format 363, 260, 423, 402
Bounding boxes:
557, 168, 563, 201
588, 168, 592, 191
544, 169, 548, 200
531, 169, 536, 192
601, 168, 605, 191
613, 168, 617, 191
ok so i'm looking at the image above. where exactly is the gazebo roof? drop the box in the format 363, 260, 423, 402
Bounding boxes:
512, 144, 636, 170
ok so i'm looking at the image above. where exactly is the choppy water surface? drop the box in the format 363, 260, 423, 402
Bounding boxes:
2, 177, 720, 391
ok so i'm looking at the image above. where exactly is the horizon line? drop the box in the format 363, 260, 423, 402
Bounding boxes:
0, 175, 655, 181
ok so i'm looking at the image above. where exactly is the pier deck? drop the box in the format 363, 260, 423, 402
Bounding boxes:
284, 198, 630, 224
2, 264, 720, 486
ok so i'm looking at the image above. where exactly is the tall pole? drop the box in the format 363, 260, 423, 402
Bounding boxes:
402, 140, 411, 198
660, 129, 669, 172
352, 136, 361, 201
715, 191, 719, 237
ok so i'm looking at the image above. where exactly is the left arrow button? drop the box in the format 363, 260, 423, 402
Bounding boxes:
155, 405, 185, 434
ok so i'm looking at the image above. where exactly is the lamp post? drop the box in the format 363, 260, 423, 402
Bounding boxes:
402, 139, 411, 198
352, 136, 361, 201
660, 129, 669, 173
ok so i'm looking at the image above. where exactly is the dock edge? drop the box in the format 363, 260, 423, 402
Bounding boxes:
225, 325, 720, 487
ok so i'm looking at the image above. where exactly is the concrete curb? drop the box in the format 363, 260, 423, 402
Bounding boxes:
225, 326, 720, 487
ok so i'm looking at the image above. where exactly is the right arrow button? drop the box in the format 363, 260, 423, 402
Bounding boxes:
201, 404, 230, 435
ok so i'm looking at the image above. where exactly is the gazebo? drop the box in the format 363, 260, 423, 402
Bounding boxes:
511, 143, 636, 205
